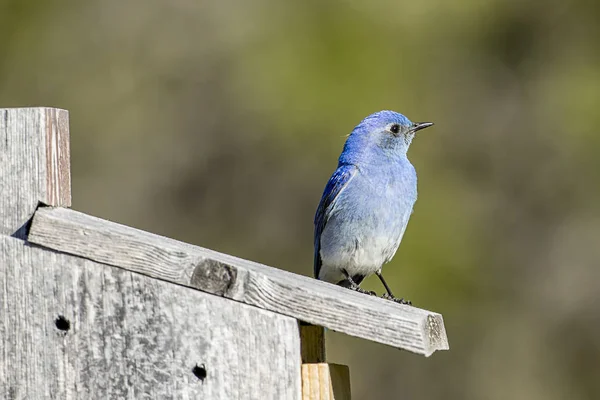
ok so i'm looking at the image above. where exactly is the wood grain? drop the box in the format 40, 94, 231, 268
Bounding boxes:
300, 323, 326, 363
0, 235, 301, 399
302, 364, 351, 400
28, 207, 450, 356
0, 107, 70, 238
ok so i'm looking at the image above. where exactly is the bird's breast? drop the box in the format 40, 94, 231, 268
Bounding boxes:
318, 161, 417, 279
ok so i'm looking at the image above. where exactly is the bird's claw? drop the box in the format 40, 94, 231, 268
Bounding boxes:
352, 286, 377, 296
382, 293, 412, 305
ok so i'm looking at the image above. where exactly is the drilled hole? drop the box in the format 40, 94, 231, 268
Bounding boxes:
55, 315, 70, 331
192, 364, 207, 382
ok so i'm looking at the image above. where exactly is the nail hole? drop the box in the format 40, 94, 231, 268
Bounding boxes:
192, 364, 207, 382
55, 315, 70, 331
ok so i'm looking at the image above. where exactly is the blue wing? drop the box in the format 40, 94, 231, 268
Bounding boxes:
314, 164, 357, 279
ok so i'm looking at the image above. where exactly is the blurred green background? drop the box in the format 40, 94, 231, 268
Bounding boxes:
2, 0, 599, 398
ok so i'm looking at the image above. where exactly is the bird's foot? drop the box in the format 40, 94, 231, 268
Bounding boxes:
382, 293, 412, 306
352, 285, 377, 296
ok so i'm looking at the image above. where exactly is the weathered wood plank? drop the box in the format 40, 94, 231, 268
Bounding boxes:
302, 364, 351, 400
0, 235, 301, 399
0, 107, 71, 238
28, 207, 450, 356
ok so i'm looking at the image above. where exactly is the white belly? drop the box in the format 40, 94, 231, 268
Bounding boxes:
318, 206, 412, 283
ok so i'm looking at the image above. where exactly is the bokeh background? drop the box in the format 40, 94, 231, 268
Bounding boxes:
2, 0, 599, 398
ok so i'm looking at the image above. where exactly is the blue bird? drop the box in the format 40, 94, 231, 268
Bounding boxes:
314, 110, 433, 304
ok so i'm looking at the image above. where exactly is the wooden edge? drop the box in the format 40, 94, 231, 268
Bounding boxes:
0, 107, 70, 238
44, 108, 71, 207
302, 363, 351, 400
300, 322, 326, 363
28, 207, 450, 356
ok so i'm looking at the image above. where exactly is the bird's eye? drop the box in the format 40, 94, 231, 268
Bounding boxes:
390, 124, 400, 134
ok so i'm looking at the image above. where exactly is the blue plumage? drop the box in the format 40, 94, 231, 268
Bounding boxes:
314, 164, 357, 278
313, 110, 433, 303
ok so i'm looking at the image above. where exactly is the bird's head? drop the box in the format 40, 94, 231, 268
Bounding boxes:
340, 110, 433, 164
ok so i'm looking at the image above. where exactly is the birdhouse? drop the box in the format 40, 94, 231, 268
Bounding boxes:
0, 108, 449, 399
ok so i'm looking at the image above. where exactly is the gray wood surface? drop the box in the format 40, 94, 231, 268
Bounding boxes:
29, 207, 450, 356
0, 108, 71, 238
0, 235, 301, 399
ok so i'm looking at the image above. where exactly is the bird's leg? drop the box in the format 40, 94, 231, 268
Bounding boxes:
375, 270, 412, 305
341, 269, 376, 296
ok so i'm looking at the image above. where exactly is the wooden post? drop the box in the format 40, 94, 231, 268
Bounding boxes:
0, 107, 70, 238
302, 363, 351, 400
300, 323, 326, 363
300, 323, 352, 399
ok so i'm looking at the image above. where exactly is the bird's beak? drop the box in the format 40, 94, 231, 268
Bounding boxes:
410, 122, 434, 133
